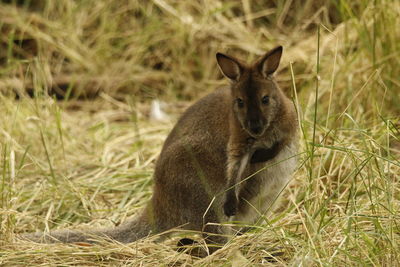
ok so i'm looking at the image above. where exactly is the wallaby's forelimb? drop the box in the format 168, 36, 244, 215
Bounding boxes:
223, 152, 250, 217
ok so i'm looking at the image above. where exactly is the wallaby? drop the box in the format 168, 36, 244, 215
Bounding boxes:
23, 46, 298, 256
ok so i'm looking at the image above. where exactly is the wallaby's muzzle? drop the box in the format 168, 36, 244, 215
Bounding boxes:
246, 119, 267, 137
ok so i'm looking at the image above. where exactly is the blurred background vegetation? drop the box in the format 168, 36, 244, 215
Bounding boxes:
1, 0, 399, 112
0, 0, 399, 266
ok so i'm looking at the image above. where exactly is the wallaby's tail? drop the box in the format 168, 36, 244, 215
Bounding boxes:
22, 209, 153, 244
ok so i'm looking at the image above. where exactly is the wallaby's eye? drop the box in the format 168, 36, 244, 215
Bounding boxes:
236, 98, 244, 108
262, 95, 270, 105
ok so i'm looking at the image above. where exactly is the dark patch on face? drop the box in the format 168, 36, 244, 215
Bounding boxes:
241, 75, 260, 117
239, 74, 266, 135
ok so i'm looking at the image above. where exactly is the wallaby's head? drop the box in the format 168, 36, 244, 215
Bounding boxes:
216, 46, 284, 138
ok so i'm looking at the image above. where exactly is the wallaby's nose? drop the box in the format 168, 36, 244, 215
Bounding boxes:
249, 120, 263, 135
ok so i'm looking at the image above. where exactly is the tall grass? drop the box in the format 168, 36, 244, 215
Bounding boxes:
0, 0, 399, 266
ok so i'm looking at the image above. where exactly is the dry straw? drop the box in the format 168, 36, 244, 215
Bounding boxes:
1, 0, 399, 266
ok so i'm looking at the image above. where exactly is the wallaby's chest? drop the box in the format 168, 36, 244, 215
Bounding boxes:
235, 140, 297, 223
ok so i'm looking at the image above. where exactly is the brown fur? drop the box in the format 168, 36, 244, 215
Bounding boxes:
23, 46, 298, 256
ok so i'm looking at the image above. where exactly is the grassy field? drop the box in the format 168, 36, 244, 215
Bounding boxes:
1, 0, 399, 266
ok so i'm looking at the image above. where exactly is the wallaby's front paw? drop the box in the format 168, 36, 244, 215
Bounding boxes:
223, 195, 238, 217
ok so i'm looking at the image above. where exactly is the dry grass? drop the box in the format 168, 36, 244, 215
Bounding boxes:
1, 0, 399, 266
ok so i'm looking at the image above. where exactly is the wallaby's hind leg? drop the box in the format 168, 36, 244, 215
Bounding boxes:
176, 225, 227, 257
203, 224, 228, 255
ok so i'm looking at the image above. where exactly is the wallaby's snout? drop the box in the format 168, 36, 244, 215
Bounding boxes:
248, 119, 264, 136
246, 101, 273, 137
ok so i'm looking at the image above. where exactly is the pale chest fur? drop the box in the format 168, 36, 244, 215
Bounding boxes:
233, 139, 297, 224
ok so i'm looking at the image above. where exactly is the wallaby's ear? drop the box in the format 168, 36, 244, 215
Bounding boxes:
258, 46, 283, 78
216, 53, 242, 81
